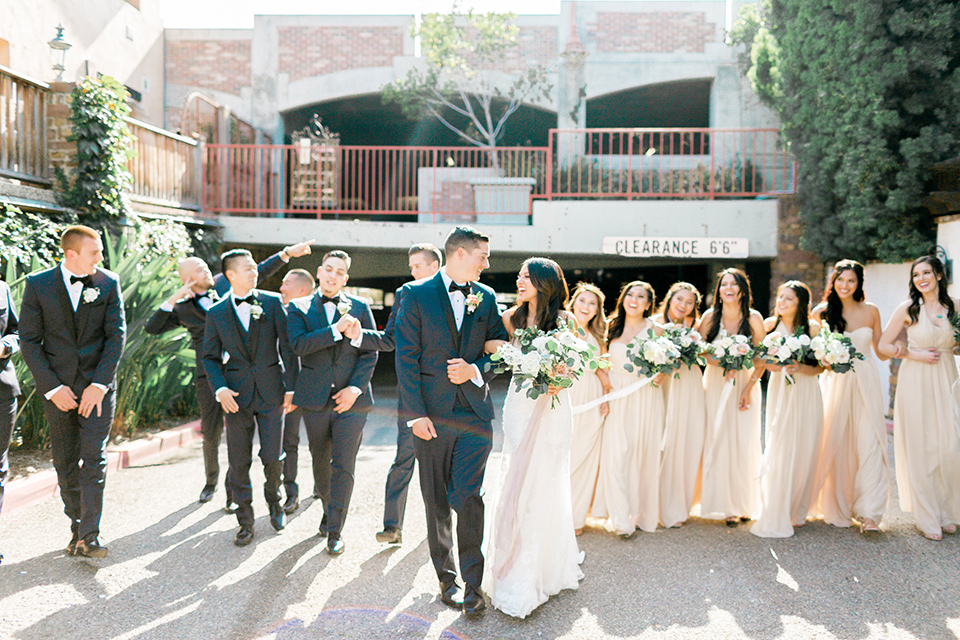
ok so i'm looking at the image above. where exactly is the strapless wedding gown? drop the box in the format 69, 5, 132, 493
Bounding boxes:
489, 381, 583, 618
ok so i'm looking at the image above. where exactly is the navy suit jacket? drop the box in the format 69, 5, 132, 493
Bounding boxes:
287, 292, 378, 411
144, 252, 286, 378
0, 281, 20, 399
201, 290, 297, 409
20, 266, 126, 397
359, 285, 405, 353
395, 272, 507, 423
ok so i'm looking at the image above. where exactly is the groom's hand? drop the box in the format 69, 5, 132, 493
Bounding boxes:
446, 359, 476, 385
411, 417, 437, 440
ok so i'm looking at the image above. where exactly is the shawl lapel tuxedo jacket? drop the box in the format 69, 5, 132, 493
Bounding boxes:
144, 252, 287, 378
201, 291, 297, 409
0, 281, 20, 399
20, 266, 126, 397
287, 292, 378, 411
395, 272, 507, 423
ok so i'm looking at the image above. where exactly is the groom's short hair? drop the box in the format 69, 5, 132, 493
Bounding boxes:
409, 242, 442, 266
444, 226, 489, 257
322, 250, 351, 270
220, 248, 253, 275
60, 225, 100, 252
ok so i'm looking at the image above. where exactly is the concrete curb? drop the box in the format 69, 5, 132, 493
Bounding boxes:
4, 419, 202, 516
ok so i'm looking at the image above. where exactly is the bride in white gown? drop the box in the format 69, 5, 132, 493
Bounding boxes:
486, 258, 584, 619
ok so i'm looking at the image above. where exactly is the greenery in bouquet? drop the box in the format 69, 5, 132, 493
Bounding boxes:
811, 324, 864, 374
491, 320, 607, 407
949, 313, 960, 350
660, 324, 705, 371
622, 329, 682, 384
703, 332, 755, 380
753, 327, 812, 384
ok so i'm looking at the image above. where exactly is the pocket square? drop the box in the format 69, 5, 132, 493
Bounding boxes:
222, 351, 231, 365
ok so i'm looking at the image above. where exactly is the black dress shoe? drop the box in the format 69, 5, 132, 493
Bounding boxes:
317, 514, 328, 539
74, 537, 109, 559
326, 537, 345, 556
376, 527, 402, 545
225, 500, 239, 514
462, 585, 486, 616
439, 580, 463, 609
199, 486, 216, 503
269, 503, 285, 531
234, 527, 254, 546
282, 495, 299, 515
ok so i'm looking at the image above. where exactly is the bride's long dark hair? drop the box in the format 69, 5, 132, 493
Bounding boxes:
511, 257, 569, 333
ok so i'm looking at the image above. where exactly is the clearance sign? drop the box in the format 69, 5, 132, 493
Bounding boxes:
602, 237, 749, 259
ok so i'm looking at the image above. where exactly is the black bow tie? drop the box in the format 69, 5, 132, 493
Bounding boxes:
235, 295, 256, 306
321, 295, 340, 305
70, 274, 91, 286
448, 282, 471, 296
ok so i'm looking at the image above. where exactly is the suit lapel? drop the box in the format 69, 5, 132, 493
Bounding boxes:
432, 274, 459, 347
311, 293, 329, 330
225, 302, 253, 361
75, 272, 100, 341
53, 270, 78, 343
458, 284, 479, 357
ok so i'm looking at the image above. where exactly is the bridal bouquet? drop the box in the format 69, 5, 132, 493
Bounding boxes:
491, 320, 607, 407
810, 324, 863, 374
703, 332, 754, 380
661, 324, 705, 371
753, 328, 811, 384
949, 313, 960, 348
623, 329, 683, 383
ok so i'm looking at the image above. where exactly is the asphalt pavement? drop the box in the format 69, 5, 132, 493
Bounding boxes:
1, 378, 959, 640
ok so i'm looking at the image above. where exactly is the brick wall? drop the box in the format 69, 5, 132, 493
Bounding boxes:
47, 82, 76, 180
165, 38, 251, 96
588, 12, 717, 54
278, 26, 404, 81
772, 195, 826, 302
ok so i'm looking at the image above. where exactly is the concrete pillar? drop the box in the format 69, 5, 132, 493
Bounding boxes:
556, 2, 587, 168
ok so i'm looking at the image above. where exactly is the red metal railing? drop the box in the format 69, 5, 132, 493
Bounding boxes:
203, 144, 548, 221
126, 117, 202, 210
202, 128, 795, 219
548, 128, 795, 199
0, 65, 48, 184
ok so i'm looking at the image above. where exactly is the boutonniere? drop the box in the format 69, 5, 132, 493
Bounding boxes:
82, 287, 100, 304
337, 298, 352, 316
465, 291, 482, 314
250, 304, 263, 320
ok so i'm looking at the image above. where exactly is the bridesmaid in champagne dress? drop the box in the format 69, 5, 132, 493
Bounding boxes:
592, 281, 665, 535
699, 269, 766, 526
750, 281, 825, 538
651, 282, 706, 528
566, 284, 611, 535
811, 260, 890, 534
879, 255, 960, 540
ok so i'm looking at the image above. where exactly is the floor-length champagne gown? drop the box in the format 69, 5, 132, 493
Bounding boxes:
592, 341, 664, 534
815, 327, 888, 527
751, 322, 824, 538
659, 364, 706, 527
568, 332, 606, 529
700, 330, 762, 520
893, 308, 960, 537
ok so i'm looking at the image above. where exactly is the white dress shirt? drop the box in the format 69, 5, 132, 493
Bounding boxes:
321, 292, 363, 349
231, 292, 254, 331
45, 264, 108, 400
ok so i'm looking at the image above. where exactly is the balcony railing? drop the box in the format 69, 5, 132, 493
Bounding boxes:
0, 65, 49, 184
201, 128, 795, 221
126, 117, 202, 211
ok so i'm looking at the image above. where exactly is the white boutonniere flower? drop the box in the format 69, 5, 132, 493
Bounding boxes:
250, 304, 264, 320
82, 287, 100, 304
465, 291, 482, 314
337, 298, 352, 316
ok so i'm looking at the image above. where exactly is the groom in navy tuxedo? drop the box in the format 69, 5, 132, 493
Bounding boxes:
202, 249, 298, 546
20, 225, 126, 559
395, 226, 508, 615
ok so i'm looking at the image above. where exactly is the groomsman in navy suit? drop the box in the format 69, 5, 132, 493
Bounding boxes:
395, 226, 508, 615
0, 279, 20, 566
145, 239, 313, 510
287, 250, 377, 555
20, 225, 126, 559
352, 243, 442, 546
202, 249, 298, 546
277, 268, 317, 515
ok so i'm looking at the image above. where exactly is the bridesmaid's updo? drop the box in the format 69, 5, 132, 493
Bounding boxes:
907, 255, 955, 324
657, 281, 702, 325
567, 283, 607, 345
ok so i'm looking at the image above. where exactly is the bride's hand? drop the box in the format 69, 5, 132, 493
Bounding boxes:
652, 372, 667, 387
599, 401, 610, 418
484, 339, 508, 354
546, 384, 562, 396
